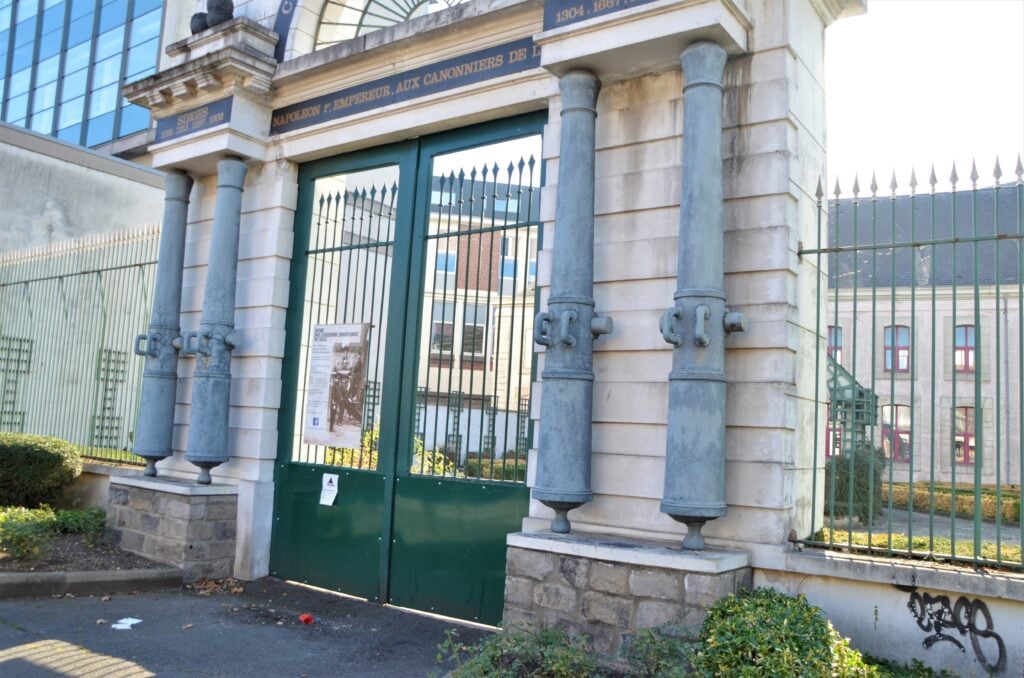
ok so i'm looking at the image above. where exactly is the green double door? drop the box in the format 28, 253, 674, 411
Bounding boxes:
270, 114, 544, 624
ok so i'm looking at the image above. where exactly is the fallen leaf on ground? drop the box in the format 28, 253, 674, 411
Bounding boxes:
187, 577, 246, 596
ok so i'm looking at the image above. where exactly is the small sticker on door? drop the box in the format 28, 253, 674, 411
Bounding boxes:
320, 473, 339, 506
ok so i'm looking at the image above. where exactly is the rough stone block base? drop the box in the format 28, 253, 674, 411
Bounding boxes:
107, 475, 237, 582
504, 532, 751, 655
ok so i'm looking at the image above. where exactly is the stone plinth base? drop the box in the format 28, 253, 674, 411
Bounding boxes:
107, 475, 237, 582
504, 531, 751, 654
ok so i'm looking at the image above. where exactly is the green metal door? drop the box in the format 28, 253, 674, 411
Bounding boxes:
271, 115, 544, 624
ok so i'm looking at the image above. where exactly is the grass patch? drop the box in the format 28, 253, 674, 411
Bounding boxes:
815, 527, 1022, 564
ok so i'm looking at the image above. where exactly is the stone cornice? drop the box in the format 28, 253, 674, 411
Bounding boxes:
808, 0, 867, 27
122, 17, 278, 114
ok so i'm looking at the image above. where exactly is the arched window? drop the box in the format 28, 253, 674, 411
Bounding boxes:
316, 0, 468, 51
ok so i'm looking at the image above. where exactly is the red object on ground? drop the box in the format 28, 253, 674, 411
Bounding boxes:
298, 613, 314, 624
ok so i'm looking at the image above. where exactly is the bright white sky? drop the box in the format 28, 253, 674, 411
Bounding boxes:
825, 0, 1024, 193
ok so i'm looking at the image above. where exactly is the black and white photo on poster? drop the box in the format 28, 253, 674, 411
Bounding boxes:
303, 323, 369, 448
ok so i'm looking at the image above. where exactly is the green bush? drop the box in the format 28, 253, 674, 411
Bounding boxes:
0, 433, 82, 507
55, 507, 106, 545
825, 443, 886, 524
620, 627, 691, 678
0, 506, 108, 559
411, 448, 453, 476
437, 626, 600, 678
465, 458, 528, 481
691, 588, 873, 677
0, 506, 57, 559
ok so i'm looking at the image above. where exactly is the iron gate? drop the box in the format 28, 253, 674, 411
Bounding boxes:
270, 114, 544, 623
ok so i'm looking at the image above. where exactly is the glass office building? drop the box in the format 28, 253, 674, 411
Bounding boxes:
0, 0, 163, 148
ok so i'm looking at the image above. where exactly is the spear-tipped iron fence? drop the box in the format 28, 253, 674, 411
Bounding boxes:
801, 156, 1024, 570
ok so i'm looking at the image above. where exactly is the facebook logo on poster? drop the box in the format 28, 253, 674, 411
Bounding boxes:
313, 417, 319, 426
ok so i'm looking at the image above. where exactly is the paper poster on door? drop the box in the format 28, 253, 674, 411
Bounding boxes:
303, 323, 369, 449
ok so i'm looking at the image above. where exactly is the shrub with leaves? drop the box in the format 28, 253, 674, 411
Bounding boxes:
825, 442, 886, 524
437, 626, 600, 678
0, 506, 57, 559
0, 433, 82, 507
620, 627, 691, 678
55, 507, 107, 545
691, 588, 874, 677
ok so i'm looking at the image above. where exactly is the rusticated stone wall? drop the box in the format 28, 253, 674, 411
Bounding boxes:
106, 476, 237, 582
503, 537, 751, 655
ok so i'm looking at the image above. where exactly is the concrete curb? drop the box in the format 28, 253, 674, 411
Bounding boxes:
0, 568, 182, 599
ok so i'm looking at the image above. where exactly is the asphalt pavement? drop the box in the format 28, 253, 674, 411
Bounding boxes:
0, 577, 489, 677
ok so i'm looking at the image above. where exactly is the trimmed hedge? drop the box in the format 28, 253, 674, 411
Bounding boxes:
0, 433, 82, 507
465, 458, 527, 482
883, 483, 1021, 524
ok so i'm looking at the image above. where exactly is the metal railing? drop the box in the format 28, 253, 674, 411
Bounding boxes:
0, 228, 159, 466
801, 157, 1024, 570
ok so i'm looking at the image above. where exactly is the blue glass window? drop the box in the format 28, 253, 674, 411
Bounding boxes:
94, 25, 123, 60
125, 37, 155, 77
129, 7, 158, 45
66, 11, 93, 46
57, 122, 81, 142
41, 2, 65, 34
5, 91, 28, 120
14, 16, 37, 45
85, 109, 114, 145
118, 102, 147, 135
3, 0, 162, 146
8, 67, 31, 95
10, 42, 33, 71
64, 39, 90, 69
36, 52, 61, 84
59, 94, 84, 126
32, 81, 57, 110
88, 81, 117, 116
92, 52, 119, 86
37, 27, 63, 59
30, 107, 54, 132
17, 1, 38, 23
98, 0, 125, 33
132, 0, 161, 17
70, 0, 92, 20
60, 67, 87, 100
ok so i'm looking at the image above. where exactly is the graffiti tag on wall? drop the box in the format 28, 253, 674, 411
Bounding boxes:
906, 591, 1006, 674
